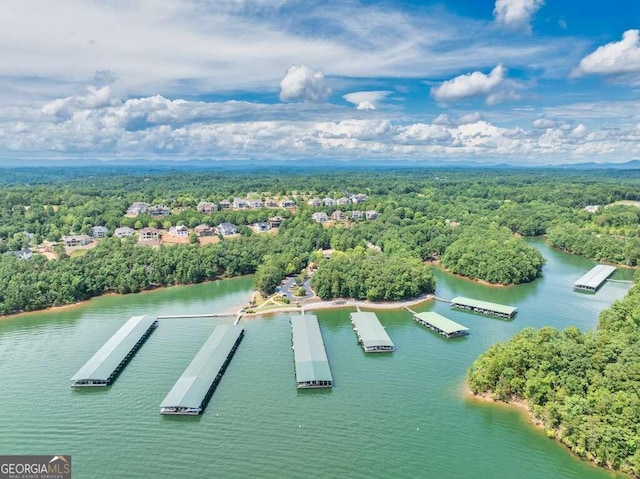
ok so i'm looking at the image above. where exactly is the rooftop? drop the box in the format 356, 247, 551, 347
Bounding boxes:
414, 312, 469, 335
350, 312, 394, 350
574, 264, 617, 289
291, 315, 333, 385
70, 316, 157, 383
450, 297, 517, 315
159, 324, 243, 410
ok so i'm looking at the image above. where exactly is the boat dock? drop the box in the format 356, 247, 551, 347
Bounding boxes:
349, 311, 395, 352
450, 296, 517, 319
71, 315, 158, 387
159, 324, 244, 415
413, 311, 469, 338
574, 265, 617, 292
290, 315, 333, 388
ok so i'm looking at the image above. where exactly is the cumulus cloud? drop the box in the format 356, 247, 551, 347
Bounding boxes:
576, 30, 640, 77
494, 0, 544, 33
532, 118, 556, 129
431, 65, 520, 105
41, 86, 117, 119
279, 65, 330, 103
342, 91, 391, 110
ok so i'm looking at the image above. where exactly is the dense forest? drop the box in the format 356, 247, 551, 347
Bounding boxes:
0, 166, 639, 314
467, 269, 640, 476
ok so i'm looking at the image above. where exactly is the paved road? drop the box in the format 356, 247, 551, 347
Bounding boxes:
279, 276, 314, 300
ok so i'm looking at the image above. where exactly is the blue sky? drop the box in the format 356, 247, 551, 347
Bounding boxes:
0, 0, 639, 164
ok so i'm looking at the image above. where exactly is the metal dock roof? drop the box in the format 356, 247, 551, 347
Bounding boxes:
350, 312, 395, 351
414, 312, 469, 336
574, 264, 616, 290
450, 297, 517, 316
291, 315, 333, 387
160, 324, 243, 413
70, 315, 157, 384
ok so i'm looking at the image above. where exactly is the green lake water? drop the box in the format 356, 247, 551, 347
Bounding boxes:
0, 239, 634, 478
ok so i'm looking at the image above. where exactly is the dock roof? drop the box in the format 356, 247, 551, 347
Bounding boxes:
414, 312, 469, 335
160, 324, 243, 410
450, 297, 517, 316
71, 315, 157, 382
350, 312, 395, 350
574, 265, 616, 289
291, 315, 333, 384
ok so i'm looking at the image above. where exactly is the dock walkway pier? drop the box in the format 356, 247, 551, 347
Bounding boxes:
159, 324, 244, 415
450, 297, 517, 319
413, 312, 469, 338
71, 315, 158, 387
290, 315, 333, 388
574, 265, 617, 292
349, 312, 395, 352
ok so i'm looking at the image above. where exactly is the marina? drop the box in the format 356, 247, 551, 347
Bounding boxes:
70, 315, 158, 387
290, 314, 333, 388
413, 311, 469, 338
574, 265, 617, 292
159, 323, 244, 415
450, 296, 517, 319
349, 311, 395, 352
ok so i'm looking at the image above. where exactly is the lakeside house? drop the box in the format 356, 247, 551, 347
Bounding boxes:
63, 235, 93, 247
322, 198, 336, 207
280, 199, 295, 208
269, 216, 283, 228
249, 199, 264, 209
114, 227, 135, 238
5, 248, 33, 260
138, 227, 161, 242
92, 226, 109, 238
312, 212, 329, 223
197, 201, 217, 214
336, 197, 350, 205
331, 210, 345, 221
350, 193, 368, 204
219, 200, 231, 209
148, 204, 170, 216
168, 225, 189, 238
350, 210, 363, 220
253, 222, 271, 233
217, 222, 237, 236
308, 198, 322, 207
365, 210, 378, 220
233, 198, 248, 209
265, 198, 278, 208
194, 224, 215, 237
127, 202, 150, 215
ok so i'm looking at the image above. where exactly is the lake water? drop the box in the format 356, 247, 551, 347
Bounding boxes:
0, 239, 633, 478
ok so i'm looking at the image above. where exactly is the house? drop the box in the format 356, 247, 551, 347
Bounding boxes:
308, 198, 322, 207
197, 201, 217, 214
350, 193, 368, 204
331, 210, 345, 221
280, 199, 295, 208
265, 198, 278, 208
127, 202, 150, 215
114, 227, 135, 238
194, 224, 215, 237
62, 235, 93, 247
322, 198, 336, 207
312, 212, 329, 223
138, 227, 161, 242
350, 210, 363, 220
6, 248, 33, 260
217, 222, 237, 236
233, 198, 248, 209
253, 222, 271, 233
365, 210, 378, 220
321, 248, 335, 259
168, 225, 189, 238
219, 199, 231, 209
249, 199, 264, 209
269, 216, 283, 228
92, 226, 109, 238
148, 204, 170, 216
336, 197, 350, 205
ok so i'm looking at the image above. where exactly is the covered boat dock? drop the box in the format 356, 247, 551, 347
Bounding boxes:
71, 315, 158, 387
414, 312, 469, 338
159, 324, 244, 415
349, 311, 395, 352
290, 315, 333, 388
574, 265, 616, 292
450, 297, 517, 319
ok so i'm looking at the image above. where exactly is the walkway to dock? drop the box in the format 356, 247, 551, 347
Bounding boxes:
574, 265, 617, 292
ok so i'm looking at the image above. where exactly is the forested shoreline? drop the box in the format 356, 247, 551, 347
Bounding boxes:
0, 167, 639, 315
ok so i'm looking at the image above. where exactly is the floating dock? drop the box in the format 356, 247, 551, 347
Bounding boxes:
159, 324, 244, 415
290, 315, 333, 388
450, 297, 517, 319
70, 315, 158, 387
574, 265, 617, 292
349, 312, 395, 352
413, 312, 469, 338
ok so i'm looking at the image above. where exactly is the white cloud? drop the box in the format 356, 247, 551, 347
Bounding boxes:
494, 0, 544, 33
432, 65, 520, 105
532, 118, 556, 129
279, 65, 330, 103
342, 91, 391, 110
576, 30, 640, 77
41, 86, 117, 119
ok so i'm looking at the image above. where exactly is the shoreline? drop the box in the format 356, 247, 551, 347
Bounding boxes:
431, 264, 516, 288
